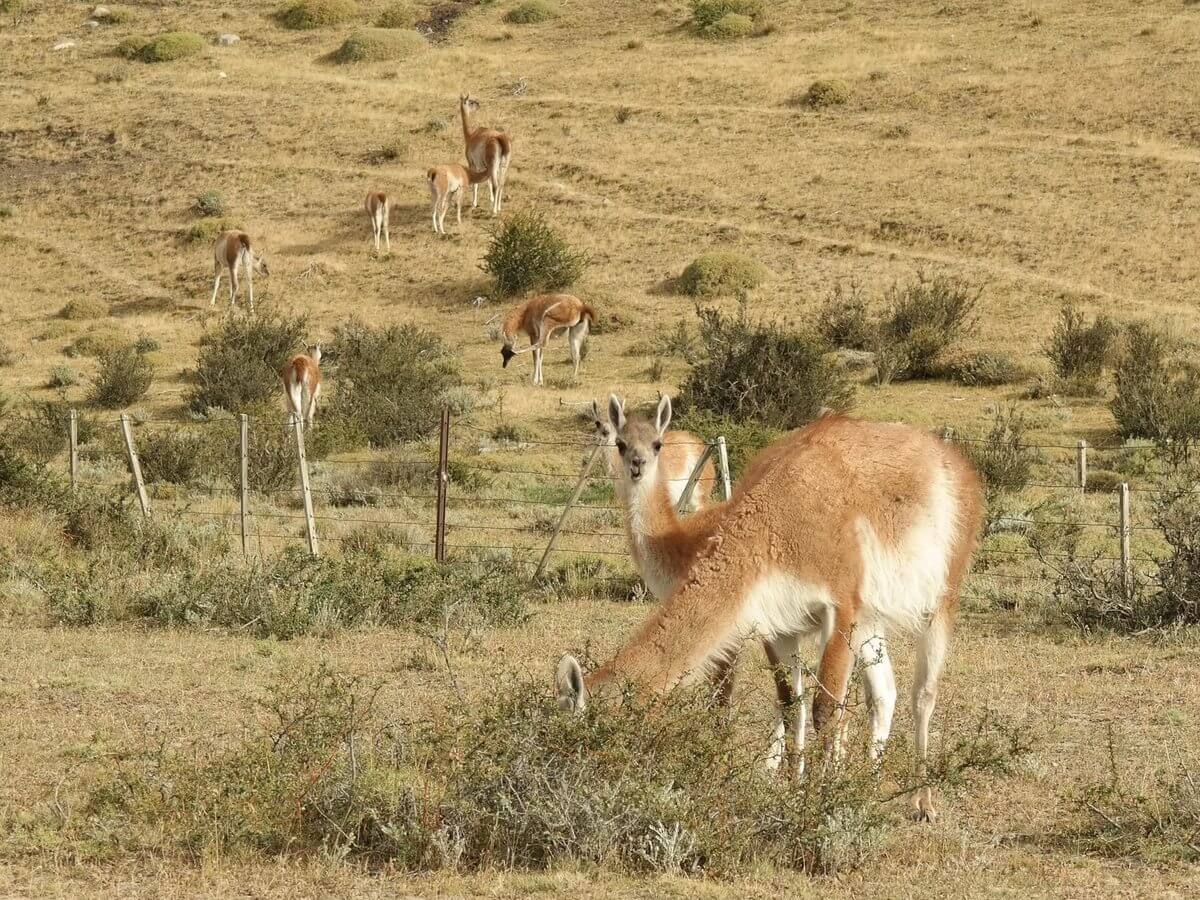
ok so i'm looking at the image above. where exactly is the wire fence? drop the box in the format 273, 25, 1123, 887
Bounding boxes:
38, 408, 1184, 591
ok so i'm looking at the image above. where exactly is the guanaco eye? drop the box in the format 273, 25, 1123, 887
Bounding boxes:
652, 441, 663, 453
615, 440, 627, 455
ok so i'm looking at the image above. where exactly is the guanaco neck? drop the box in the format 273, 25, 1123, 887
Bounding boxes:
619, 471, 723, 598
460, 101, 476, 146
501, 302, 527, 346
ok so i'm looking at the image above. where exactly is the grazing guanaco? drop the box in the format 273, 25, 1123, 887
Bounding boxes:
426, 164, 492, 235
459, 94, 512, 215
364, 191, 390, 253
210, 231, 268, 310
281, 343, 322, 429
500, 293, 594, 386
588, 399, 714, 513
556, 396, 983, 822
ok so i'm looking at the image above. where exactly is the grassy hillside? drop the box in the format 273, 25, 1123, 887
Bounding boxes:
1, 0, 1199, 896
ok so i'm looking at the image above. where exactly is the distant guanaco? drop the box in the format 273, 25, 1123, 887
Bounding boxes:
281, 343, 322, 429
426, 164, 492, 235
459, 94, 512, 215
500, 293, 594, 386
364, 191, 390, 253
210, 231, 268, 310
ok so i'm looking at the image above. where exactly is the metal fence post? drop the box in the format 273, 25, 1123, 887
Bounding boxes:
119, 413, 150, 516
675, 441, 717, 514
435, 407, 450, 563
535, 444, 601, 580
240, 414, 250, 556
715, 435, 732, 502
1077, 440, 1087, 494
293, 413, 318, 557
68, 409, 78, 493
1118, 483, 1132, 596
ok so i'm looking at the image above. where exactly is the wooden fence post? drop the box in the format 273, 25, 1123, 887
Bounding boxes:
1118, 482, 1131, 596
715, 435, 732, 502
1077, 440, 1087, 494
434, 407, 450, 563
534, 444, 601, 580
68, 408, 78, 493
675, 441, 717, 514
240, 414, 250, 556
293, 413, 318, 557
119, 413, 150, 517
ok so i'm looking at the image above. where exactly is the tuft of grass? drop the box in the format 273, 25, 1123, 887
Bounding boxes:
960, 406, 1038, 531
134, 427, 227, 486
796, 78, 852, 108
941, 351, 1030, 387
330, 28, 425, 63
59, 297, 109, 320
482, 210, 588, 296
503, 1, 559, 24
704, 11, 754, 38
274, 0, 360, 29
89, 345, 154, 408
193, 190, 228, 218
183, 217, 239, 244
374, 0, 416, 27
47, 364, 79, 388
117, 32, 205, 62
678, 251, 766, 297
0, 341, 15, 367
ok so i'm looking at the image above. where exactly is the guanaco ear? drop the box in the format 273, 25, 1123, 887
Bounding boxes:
608, 394, 626, 433
655, 395, 672, 437
556, 654, 587, 712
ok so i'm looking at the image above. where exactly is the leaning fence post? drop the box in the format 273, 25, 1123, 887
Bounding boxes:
1118, 483, 1132, 596
1076, 440, 1088, 494
434, 407, 450, 563
68, 409, 79, 493
676, 441, 717, 514
534, 444, 601, 580
119, 413, 150, 517
293, 413, 318, 557
715, 435, 732, 502
239, 414, 250, 556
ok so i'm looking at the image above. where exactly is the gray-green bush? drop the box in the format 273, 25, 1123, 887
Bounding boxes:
482, 211, 588, 296
875, 273, 981, 382
1110, 322, 1200, 467
678, 251, 766, 297
1045, 304, 1117, 394
186, 314, 306, 415
89, 344, 154, 408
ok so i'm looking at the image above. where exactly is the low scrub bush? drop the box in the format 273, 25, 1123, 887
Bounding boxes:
186, 314, 306, 415
48, 364, 79, 388
672, 408, 782, 479
59, 297, 108, 320
796, 79, 852, 108
816, 282, 875, 351
327, 320, 459, 445
374, 0, 416, 26
678, 301, 853, 429
503, 1, 558, 24
960, 407, 1038, 533
874, 273, 980, 382
66, 326, 131, 358
942, 351, 1029, 387
691, 0, 767, 39
135, 427, 228, 486
1110, 322, 1200, 467
482, 211, 588, 296
678, 251, 766, 297
1045, 304, 1117, 394
193, 190, 227, 217
89, 344, 153, 408
274, 0, 360, 29
118, 31, 205, 62
330, 28, 425, 62
183, 217, 238, 244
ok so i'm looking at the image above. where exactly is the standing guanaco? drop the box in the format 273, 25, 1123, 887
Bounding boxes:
210, 231, 268, 310
499, 294, 594, 386
364, 191, 390, 253
281, 343, 322, 429
426, 164, 492, 235
459, 94, 512, 215
555, 396, 983, 822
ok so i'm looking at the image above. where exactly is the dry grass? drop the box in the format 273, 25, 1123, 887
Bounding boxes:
2, 0, 1200, 895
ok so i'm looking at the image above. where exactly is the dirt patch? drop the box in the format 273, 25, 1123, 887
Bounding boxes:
416, 0, 479, 42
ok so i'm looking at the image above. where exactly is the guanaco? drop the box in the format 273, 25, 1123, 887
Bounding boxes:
364, 191, 390, 253
459, 94, 512, 215
281, 343, 322, 429
426, 164, 492, 235
500, 293, 594, 386
210, 231, 268, 310
556, 396, 983, 822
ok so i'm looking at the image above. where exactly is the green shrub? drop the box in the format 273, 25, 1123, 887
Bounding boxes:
677, 251, 766, 297
942, 351, 1029, 387
48, 364, 78, 388
503, 0, 558, 24
90, 345, 153, 408
816, 282, 875, 350
876, 273, 980, 380
135, 427, 228, 485
66, 326, 131, 359
672, 409, 781, 479
59, 297, 109, 320
691, 0, 765, 29
183, 217, 239, 244
327, 320, 460, 445
1110, 322, 1200, 467
1045, 304, 1117, 394
796, 79, 852, 108
330, 27, 425, 62
704, 12, 754, 38
119, 31, 205, 62
186, 314, 306, 415
482, 211, 588, 296
193, 190, 228, 218
374, 0, 416, 26
960, 407, 1038, 532
678, 300, 853, 429
274, 0, 360, 29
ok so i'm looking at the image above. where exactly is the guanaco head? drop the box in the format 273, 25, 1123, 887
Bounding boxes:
555, 654, 586, 712
309, 342, 322, 364
461, 93, 481, 114
608, 393, 671, 490
500, 342, 516, 367
253, 251, 270, 277
589, 399, 615, 446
